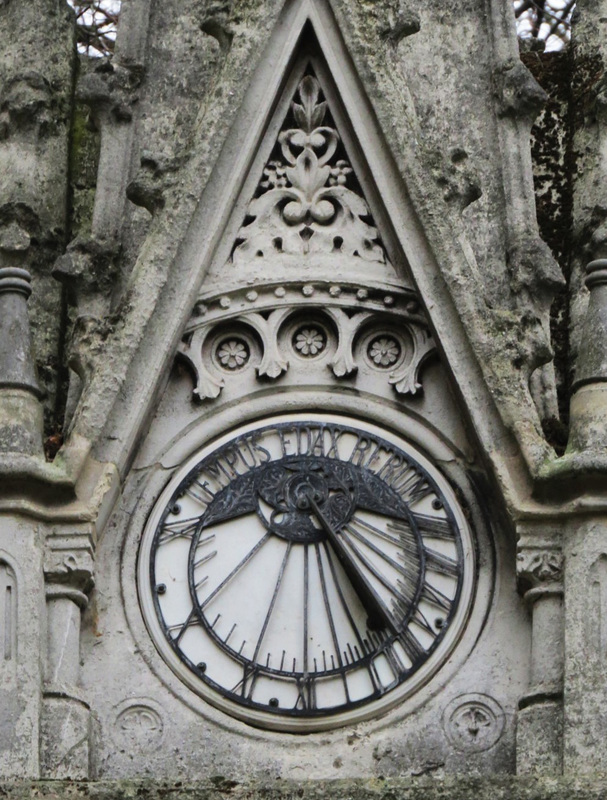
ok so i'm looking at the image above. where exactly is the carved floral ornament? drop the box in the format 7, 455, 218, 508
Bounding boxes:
178, 74, 436, 400
232, 75, 386, 265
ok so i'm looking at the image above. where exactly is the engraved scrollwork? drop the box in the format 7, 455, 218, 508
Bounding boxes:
328, 307, 372, 377
388, 325, 435, 396
178, 326, 224, 401
178, 285, 436, 401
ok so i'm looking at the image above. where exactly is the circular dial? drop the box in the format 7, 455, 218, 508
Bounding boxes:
138, 415, 476, 731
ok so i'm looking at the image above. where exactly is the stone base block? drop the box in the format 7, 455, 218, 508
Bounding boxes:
40, 694, 90, 779
516, 699, 563, 774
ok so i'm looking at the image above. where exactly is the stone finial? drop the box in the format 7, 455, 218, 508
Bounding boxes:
0, 267, 42, 397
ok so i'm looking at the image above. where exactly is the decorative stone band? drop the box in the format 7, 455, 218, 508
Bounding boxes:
178, 281, 435, 401
0, 267, 42, 397
572, 258, 607, 391
0, 267, 33, 297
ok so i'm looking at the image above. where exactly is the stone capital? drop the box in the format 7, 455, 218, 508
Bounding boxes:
43, 525, 95, 595
517, 547, 563, 595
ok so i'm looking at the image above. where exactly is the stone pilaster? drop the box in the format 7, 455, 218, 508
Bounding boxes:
40, 525, 95, 779
516, 539, 564, 774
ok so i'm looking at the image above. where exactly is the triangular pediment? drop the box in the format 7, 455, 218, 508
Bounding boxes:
60, 0, 559, 521
203, 56, 406, 295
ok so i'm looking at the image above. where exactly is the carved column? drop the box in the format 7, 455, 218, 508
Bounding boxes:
40, 526, 94, 779
516, 539, 564, 774
0, 268, 44, 457
567, 260, 607, 453
560, 260, 607, 772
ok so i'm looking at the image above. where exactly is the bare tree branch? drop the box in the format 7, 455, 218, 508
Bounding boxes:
67, 0, 121, 57
514, 0, 575, 49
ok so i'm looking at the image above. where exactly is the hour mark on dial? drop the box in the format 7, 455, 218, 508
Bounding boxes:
193, 549, 217, 569
225, 622, 237, 644
321, 541, 380, 692
199, 532, 272, 609
250, 541, 292, 665
167, 608, 199, 645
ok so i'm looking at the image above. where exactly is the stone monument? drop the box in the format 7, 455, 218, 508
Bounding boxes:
0, 0, 605, 797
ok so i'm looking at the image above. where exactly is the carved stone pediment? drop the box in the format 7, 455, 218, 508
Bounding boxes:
179, 71, 434, 403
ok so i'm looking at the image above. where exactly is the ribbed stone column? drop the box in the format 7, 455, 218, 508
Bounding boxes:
0, 267, 44, 456
567, 259, 607, 453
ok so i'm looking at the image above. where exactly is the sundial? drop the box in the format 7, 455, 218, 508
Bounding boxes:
138, 415, 476, 732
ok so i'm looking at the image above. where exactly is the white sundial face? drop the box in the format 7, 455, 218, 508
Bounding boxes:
138, 415, 476, 732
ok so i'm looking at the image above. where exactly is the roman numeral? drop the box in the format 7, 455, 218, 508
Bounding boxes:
294, 677, 317, 711
231, 664, 260, 699
425, 547, 459, 577
421, 582, 452, 612
398, 628, 426, 665
413, 514, 455, 540
157, 517, 199, 545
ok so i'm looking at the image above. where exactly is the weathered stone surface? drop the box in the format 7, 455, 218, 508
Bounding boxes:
2, 0, 607, 789
0, 0, 76, 433
2, 777, 607, 800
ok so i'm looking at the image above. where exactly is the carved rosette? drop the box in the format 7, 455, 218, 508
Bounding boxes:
178, 282, 435, 401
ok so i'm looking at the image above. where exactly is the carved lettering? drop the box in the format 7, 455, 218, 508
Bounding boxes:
349, 435, 375, 466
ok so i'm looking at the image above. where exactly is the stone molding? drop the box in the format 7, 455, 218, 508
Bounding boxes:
3, 777, 607, 799
179, 282, 434, 401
